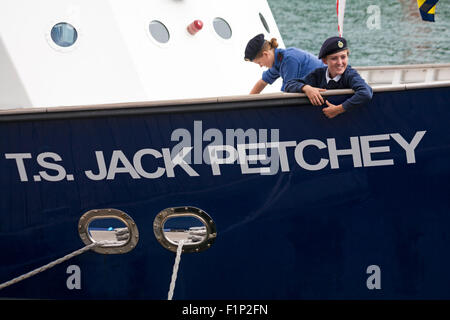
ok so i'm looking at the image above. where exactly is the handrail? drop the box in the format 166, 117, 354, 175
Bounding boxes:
354, 63, 450, 71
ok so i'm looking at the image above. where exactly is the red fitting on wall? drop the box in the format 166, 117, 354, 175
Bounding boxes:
187, 20, 203, 35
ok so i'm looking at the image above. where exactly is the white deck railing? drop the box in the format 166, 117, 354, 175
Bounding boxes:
355, 63, 450, 86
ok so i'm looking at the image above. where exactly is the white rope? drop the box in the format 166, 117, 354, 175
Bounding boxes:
167, 240, 185, 300
0, 240, 116, 290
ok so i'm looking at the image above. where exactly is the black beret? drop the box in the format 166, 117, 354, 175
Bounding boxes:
244, 34, 265, 61
318, 36, 348, 59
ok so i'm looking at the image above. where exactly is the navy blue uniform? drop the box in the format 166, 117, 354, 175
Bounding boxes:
284, 65, 373, 111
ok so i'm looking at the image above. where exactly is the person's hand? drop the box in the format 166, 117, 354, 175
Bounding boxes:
302, 85, 326, 106
323, 100, 346, 119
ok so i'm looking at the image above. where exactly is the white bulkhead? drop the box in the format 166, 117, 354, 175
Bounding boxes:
0, 0, 284, 109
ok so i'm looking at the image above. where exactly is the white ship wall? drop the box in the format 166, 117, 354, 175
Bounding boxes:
0, 0, 284, 109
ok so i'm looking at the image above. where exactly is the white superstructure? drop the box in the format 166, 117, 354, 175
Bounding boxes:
0, 0, 284, 109
2, 1, 449, 111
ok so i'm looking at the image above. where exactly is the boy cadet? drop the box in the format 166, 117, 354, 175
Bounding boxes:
284, 37, 372, 119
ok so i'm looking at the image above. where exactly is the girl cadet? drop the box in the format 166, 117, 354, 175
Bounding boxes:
244, 34, 325, 94
284, 36, 373, 119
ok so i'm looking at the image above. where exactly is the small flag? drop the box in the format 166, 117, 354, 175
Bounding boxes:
417, 0, 439, 22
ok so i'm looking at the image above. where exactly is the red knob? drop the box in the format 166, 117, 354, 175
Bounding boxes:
187, 20, 203, 35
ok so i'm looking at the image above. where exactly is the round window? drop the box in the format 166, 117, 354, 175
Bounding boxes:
259, 13, 270, 33
149, 20, 170, 44
50, 22, 78, 47
213, 17, 232, 39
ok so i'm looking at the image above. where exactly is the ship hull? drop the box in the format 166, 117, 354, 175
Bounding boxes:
1, 85, 450, 299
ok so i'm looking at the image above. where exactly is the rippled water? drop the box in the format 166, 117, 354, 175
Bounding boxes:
268, 0, 450, 66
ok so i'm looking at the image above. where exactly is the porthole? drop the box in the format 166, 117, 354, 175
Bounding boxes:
50, 22, 78, 47
213, 17, 232, 40
78, 208, 139, 255
153, 207, 217, 254
149, 20, 170, 43
259, 13, 270, 33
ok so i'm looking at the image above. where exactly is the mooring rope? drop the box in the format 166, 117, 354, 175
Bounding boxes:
2, 238, 187, 298
167, 240, 185, 300
0, 240, 117, 290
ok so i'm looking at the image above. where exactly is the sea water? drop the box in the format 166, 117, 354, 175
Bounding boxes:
268, 0, 450, 66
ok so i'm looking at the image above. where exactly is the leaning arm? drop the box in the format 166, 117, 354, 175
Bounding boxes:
250, 79, 268, 94
342, 70, 373, 110
284, 70, 318, 93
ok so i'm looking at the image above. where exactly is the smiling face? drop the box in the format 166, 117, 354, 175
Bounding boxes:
322, 49, 349, 78
252, 50, 275, 68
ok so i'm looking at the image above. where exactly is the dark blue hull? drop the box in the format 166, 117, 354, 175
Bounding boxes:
1, 86, 450, 299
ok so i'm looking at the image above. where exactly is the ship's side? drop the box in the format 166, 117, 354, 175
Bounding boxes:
1, 82, 450, 299
1, 0, 450, 300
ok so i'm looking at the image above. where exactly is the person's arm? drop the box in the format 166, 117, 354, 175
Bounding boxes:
284, 78, 305, 93
341, 68, 373, 111
286, 81, 326, 106
285, 69, 326, 106
322, 100, 345, 118
250, 79, 268, 94
302, 85, 326, 106
284, 68, 319, 93
322, 68, 372, 119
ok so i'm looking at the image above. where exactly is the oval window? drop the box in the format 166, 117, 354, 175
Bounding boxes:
259, 13, 270, 33
78, 208, 139, 255
51, 22, 78, 47
213, 17, 232, 39
149, 20, 170, 43
153, 206, 217, 254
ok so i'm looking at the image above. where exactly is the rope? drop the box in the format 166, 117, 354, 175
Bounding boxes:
167, 240, 185, 300
0, 240, 116, 291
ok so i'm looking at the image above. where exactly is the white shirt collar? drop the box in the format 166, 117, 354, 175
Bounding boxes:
325, 67, 342, 83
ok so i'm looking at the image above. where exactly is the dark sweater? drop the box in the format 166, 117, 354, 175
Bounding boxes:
284, 65, 373, 110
